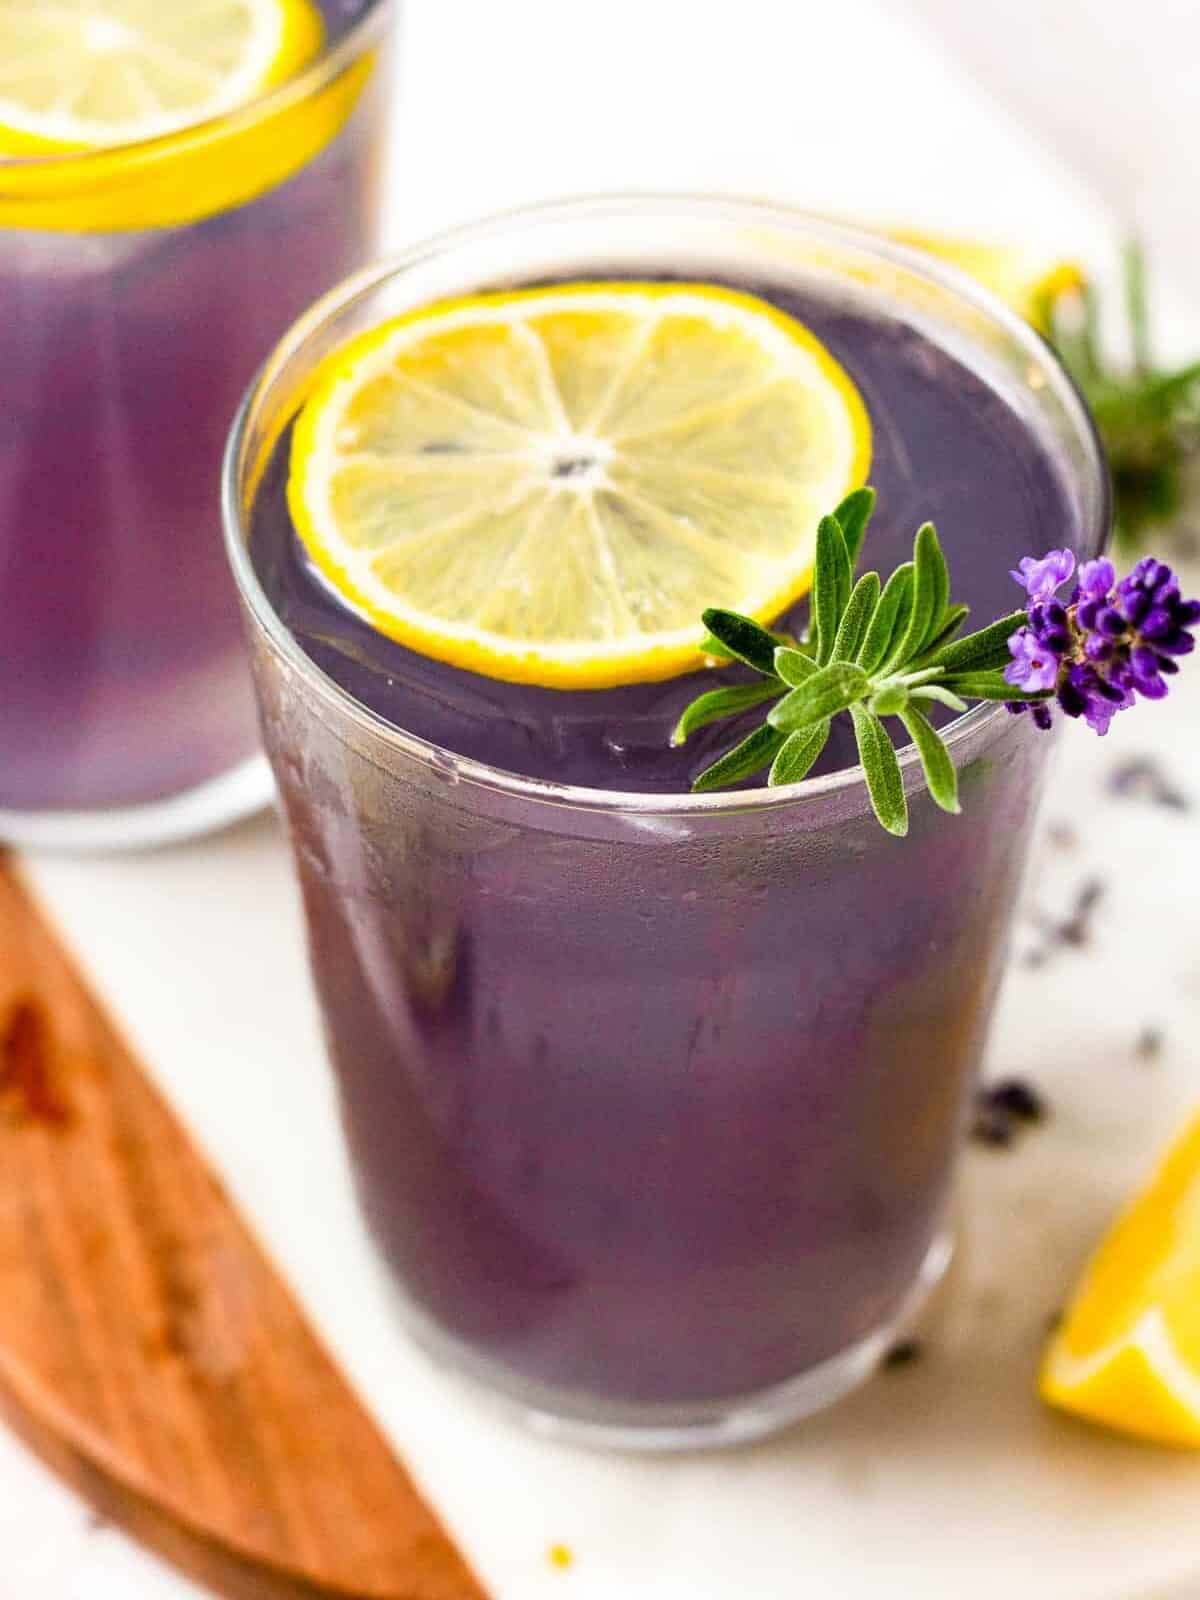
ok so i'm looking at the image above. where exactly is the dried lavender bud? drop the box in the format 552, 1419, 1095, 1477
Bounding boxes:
981, 1077, 1047, 1123
1135, 1026, 1165, 1061
1046, 820, 1078, 850
971, 1078, 1048, 1148
1107, 755, 1191, 811
970, 1101, 1017, 1148
883, 1338, 924, 1369
1059, 877, 1105, 946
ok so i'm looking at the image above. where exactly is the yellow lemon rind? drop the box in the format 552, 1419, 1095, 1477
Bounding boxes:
1042, 1307, 1200, 1448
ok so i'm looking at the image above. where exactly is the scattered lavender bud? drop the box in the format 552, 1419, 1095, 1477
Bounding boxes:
1046, 820, 1078, 850
983, 1077, 1047, 1123
971, 1078, 1049, 1148
970, 1101, 1017, 1148
1135, 1026, 1165, 1061
1058, 877, 1105, 947
1107, 755, 1191, 812
1025, 876, 1106, 966
883, 1338, 924, 1369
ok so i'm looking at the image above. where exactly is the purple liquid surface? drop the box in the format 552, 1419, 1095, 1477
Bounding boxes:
248, 278, 1084, 1413
0, 2, 384, 816
250, 278, 1078, 791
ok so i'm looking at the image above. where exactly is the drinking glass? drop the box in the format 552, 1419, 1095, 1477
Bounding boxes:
224, 198, 1108, 1448
0, 0, 395, 851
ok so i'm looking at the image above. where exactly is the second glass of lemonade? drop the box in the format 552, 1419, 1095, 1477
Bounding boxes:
225, 198, 1107, 1448
0, 0, 394, 849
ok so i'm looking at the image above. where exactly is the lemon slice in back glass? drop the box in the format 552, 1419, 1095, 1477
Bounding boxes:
287, 283, 872, 689
0, 0, 321, 151
885, 230, 1084, 332
0, 0, 376, 232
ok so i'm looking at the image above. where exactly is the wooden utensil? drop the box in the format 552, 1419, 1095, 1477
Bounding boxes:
0, 853, 487, 1600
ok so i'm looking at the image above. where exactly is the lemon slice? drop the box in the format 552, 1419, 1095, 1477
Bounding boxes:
0, 0, 321, 151
287, 283, 872, 688
885, 229, 1085, 333
0, 0, 377, 233
1041, 1110, 1200, 1447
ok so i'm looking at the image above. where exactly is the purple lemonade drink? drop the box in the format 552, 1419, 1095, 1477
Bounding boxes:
0, 0, 393, 848
225, 200, 1108, 1446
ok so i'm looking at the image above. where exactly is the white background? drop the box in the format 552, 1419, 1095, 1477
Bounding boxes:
5, 2, 1200, 1596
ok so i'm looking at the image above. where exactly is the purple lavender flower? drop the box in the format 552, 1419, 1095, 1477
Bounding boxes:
1028, 598, 1073, 654
1004, 700, 1055, 730
1006, 550, 1199, 736
1077, 557, 1115, 600
1058, 663, 1134, 735
1005, 626, 1060, 692
1009, 549, 1077, 603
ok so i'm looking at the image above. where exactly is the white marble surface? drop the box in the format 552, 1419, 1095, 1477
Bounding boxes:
7, 2, 1200, 1595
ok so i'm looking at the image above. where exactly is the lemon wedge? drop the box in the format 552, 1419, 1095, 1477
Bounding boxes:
885, 229, 1084, 333
0, 0, 375, 232
287, 283, 872, 688
1041, 1110, 1200, 1447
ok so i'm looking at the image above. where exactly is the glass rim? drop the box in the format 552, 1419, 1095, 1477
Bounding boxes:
222, 191, 1111, 820
0, 0, 392, 175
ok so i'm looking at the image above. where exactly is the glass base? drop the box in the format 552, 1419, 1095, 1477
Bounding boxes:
0, 753, 274, 855
397, 1228, 954, 1454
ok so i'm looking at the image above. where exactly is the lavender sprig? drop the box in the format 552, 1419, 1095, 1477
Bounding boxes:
1043, 245, 1200, 552
674, 487, 1199, 836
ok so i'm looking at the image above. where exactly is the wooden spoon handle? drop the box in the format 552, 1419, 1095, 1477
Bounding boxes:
0, 854, 487, 1600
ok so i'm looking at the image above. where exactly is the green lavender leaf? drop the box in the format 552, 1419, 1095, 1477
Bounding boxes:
768, 660, 868, 732
868, 680, 909, 717
813, 514, 852, 665
768, 720, 830, 786
921, 522, 950, 643
911, 684, 969, 713
831, 571, 881, 663
868, 666, 945, 713
832, 485, 876, 566
932, 610, 1028, 675
1125, 238, 1151, 375
698, 631, 737, 662
884, 522, 942, 670
699, 609, 779, 676
914, 521, 950, 646
850, 703, 908, 836
912, 604, 969, 665
691, 723, 787, 791
857, 562, 913, 674
940, 672, 1041, 702
898, 704, 960, 814
891, 665, 946, 689
774, 645, 820, 686
672, 679, 786, 745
